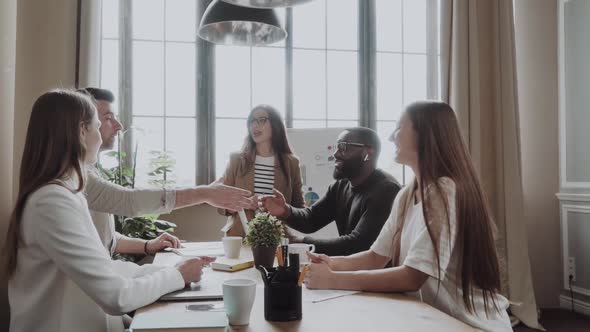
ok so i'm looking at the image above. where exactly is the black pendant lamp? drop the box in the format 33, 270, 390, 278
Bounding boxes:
198, 0, 287, 46
221, 0, 315, 8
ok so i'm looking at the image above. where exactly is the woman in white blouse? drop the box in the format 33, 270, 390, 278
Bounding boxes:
3, 90, 213, 332
303, 101, 512, 332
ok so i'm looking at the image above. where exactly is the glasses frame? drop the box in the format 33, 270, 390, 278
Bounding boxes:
335, 141, 369, 153
248, 116, 269, 127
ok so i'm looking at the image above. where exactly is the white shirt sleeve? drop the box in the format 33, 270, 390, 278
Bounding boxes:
85, 169, 176, 217
111, 260, 169, 277
403, 178, 457, 281
370, 189, 404, 258
32, 186, 184, 315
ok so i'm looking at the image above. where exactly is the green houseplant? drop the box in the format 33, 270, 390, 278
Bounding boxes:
96, 132, 178, 262
244, 212, 284, 267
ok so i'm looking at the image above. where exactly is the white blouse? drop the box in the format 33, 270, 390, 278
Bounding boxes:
371, 178, 512, 332
8, 180, 185, 332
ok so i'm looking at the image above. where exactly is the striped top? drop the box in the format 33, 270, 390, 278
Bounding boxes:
254, 155, 275, 195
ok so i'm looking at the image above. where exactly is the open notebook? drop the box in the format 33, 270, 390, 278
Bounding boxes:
167, 241, 225, 257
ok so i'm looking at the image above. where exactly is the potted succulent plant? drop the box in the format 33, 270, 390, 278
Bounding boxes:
244, 212, 284, 268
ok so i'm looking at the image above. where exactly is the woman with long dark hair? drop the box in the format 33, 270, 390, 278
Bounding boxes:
3, 90, 212, 332
303, 101, 511, 331
219, 104, 304, 236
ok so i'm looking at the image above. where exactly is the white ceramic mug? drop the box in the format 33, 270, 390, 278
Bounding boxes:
287, 243, 316, 264
222, 236, 242, 259
222, 279, 257, 326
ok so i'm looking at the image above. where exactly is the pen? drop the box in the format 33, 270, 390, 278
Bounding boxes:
281, 238, 289, 267
289, 253, 299, 282
297, 265, 309, 287
276, 246, 283, 266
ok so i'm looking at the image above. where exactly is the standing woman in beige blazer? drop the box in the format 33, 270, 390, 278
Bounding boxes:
219, 105, 304, 236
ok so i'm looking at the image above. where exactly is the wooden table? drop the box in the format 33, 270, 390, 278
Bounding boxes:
132, 246, 476, 332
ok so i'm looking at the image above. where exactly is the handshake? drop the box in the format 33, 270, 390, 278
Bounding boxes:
225, 188, 291, 219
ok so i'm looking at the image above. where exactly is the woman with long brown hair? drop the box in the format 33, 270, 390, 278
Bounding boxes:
219, 104, 304, 236
303, 101, 511, 331
3, 90, 211, 332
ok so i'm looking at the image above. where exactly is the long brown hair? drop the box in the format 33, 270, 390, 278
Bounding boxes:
2, 89, 96, 278
241, 105, 293, 177
391, 101, 501, 315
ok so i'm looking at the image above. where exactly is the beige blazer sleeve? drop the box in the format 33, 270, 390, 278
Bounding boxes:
289, 156, 305, 208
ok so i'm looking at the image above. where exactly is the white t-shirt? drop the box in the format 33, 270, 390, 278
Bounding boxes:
370, 177, 512, 332
254, 155, 275, 195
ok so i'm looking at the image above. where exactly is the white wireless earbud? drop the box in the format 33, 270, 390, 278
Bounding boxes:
363, 154, 369, 162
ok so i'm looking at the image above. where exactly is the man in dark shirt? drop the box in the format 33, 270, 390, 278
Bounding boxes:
260, 127, 401, 256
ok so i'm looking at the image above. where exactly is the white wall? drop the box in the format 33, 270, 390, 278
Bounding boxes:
514, 0, 561, 307
12, 0, 78, 195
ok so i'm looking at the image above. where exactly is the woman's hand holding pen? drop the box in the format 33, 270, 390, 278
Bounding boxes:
303, 262, 335, 290
304, 252, 337, 289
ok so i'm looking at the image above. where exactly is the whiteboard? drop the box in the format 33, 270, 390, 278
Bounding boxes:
286, 128, 345, 239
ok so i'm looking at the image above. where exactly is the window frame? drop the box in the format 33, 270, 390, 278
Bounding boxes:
101, 0, 439, 186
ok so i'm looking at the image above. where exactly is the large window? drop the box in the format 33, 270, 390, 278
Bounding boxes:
99, 0, 440, 187
291, 0, 358, 129
375, 0, 440, 184
214, 14, 286, 177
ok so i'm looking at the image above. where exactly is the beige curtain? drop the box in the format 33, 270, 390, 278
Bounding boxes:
440, 0, 542, 329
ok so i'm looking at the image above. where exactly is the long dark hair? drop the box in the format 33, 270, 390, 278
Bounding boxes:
391, 101, 501, 315
241, 105, 293, 177
2, 89, 96, 278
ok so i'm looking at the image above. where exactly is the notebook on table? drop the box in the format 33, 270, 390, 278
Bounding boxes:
160, 272, 224, 301
130, 310, 227, 331
210, 257, 254, 272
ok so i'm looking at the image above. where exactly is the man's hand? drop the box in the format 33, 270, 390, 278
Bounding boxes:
203, 181, 254, 211
146, 232, 181, 254
258, 189, 289, 218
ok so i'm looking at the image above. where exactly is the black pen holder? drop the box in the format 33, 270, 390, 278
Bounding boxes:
264, 281, 302, 321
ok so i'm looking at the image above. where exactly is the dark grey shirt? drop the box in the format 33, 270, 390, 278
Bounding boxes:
285, 169, 401, 256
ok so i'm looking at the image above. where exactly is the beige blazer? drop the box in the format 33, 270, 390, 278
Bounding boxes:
218, 152, 305, 236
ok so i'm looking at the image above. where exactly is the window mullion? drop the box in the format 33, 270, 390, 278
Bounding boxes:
285, 8, 293, 128
426, 0, 439, 100
196, 0, 215, 184
358, 0, 376, 129
119, 0, 134, 170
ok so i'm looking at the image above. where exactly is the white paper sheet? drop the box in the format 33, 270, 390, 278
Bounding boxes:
169, 241, 224, 257
238, 209, 249, 234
